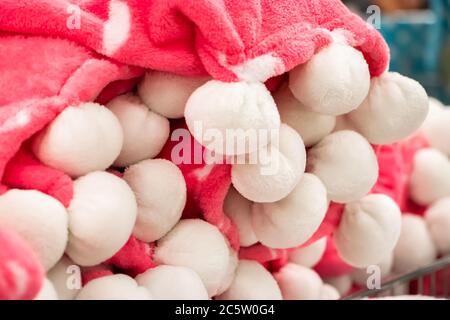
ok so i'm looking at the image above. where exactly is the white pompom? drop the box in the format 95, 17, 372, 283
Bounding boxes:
425, 197, 450, 255
307, 130, 378, 203
319, 284, 340, 300
352, 254, 393, 286
231, 124, 306, 203
346, 72, 429, 144
47, 256, 81, 300
185, 81, 280, 156
324, 275, 352, 296
107, 94, 170, 167
76, 274, 152, 300
252, 173, 328, 249
155, 219, 231, 297
274, 85, 336, 147
135, 265, 208, 300
34, 279, 58, 300
289, 43, 370, 116
393, 214, 437, 274
410, 148, 450, 206
138, 71, 209, 119
0, 189, 68, 270
288, 237, 327, 268
32, 102, 123, 177
274, 264, 323, 300
216, 260, 282, 300
223, 187, 258, 247
66, 171, 137, 266
123, 159, 186, 242
334, 194, 402, 268
421, 108, 450, 157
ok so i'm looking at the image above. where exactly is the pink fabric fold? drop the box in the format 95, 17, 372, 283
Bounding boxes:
0, 34, 143, 200
0, 228, 44, 300
1, 0, 388, 82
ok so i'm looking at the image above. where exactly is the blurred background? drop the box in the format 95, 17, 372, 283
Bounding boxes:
344, 0, 450, 104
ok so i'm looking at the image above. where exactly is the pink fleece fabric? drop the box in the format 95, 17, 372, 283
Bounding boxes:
2, 145, 73, 207
106, 236, 157, 277
0, 228, 44, 300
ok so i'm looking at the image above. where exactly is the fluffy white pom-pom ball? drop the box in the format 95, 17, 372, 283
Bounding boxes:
136, 265, 208, 300
231, 124, 306, 203
185, 81, 280, 156
155, 219, 231, 297
409, 148, 450, 206
66, 171, 137, 266
334, 194, 402, 268
216, 260, 282, 300
107, 94, 170, 167
32, 102, 123, 177
421, 108, 450, 157
393, 214, 437, 273
0, 189, 68, 270
123, 159, 186, 242
346, 72, 429, 144
289, 43, 370, 116
307, 130, 378, 203
274, 264, 323, 300
76, 275, 152, 300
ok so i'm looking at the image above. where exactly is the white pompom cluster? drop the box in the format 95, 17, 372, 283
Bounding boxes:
391, 104, 450, 272
184, 34, 427, 274
213, 40, 427, 273
1, 29, 434, 300
409, 103, 450, 206
0, 76, 197, 300
343, 97, 450, 293
395, 98, 450, 274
